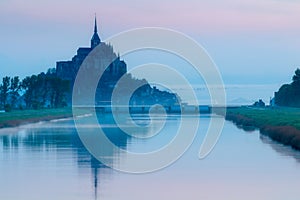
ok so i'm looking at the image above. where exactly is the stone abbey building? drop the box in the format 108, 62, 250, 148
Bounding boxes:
56, 17, 126, 83
56, 17, 179, 106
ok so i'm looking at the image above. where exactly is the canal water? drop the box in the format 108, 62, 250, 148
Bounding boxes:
0, 113, 300, 200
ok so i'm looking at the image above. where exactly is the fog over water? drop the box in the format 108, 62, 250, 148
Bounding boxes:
1, 113, 300, 199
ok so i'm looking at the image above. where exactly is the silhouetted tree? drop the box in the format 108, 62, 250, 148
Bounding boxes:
292, 68, 300, 83
21, 70, 69, 109
292, 68, 300, 96
275, 68, 300, 107
0, 76, 11, 109
9, 76, 20, 108
21, 75, 37, 109
48, 76, 69, 108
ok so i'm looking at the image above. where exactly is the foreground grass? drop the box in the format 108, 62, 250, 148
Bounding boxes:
0, 108, 74, 128
224, 106, 300, 150
226, 107, 300, 130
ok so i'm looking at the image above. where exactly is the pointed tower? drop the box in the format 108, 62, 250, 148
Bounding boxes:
91, 15, 101, 49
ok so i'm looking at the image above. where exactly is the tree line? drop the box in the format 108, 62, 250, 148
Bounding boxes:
275, 68, 300, 107
0, 69, 70, 111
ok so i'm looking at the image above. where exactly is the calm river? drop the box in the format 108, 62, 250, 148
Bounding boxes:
0, 113, 300, 200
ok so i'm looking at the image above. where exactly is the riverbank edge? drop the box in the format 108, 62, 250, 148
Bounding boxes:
0, 108, 75, 129
222, 107, 300, 151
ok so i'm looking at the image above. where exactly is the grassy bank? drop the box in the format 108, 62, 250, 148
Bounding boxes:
223, 107, 300, 150
0, 108, 74, 128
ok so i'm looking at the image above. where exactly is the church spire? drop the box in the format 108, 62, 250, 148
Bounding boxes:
94, 14, 98, 33
91, 14, 101, 49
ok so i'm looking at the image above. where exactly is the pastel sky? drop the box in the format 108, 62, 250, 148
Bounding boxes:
0, 0, 300, 84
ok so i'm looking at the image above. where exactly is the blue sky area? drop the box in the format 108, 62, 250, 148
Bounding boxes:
0, 0, 299, 85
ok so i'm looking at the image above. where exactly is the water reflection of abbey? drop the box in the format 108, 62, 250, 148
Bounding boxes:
0, 116, 130, 200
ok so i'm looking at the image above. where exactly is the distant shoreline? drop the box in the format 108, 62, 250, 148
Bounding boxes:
221, 106, 300, 150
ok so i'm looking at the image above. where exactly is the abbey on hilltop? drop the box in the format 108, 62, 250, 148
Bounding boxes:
56, 17, 126, 82
55, 16, 179, 106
